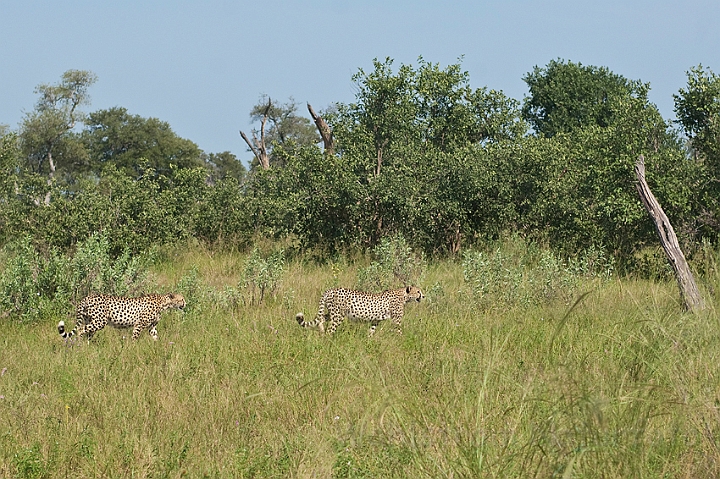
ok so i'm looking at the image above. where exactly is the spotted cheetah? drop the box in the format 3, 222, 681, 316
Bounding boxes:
296, 286, 423, 336
58, 293, 186, 341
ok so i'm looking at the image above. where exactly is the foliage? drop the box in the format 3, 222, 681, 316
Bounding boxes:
462, 235, 614, 312
238, 57, 704, 261
462, 238, 574, 311
357, 235, 425, 291
194, 176, 254, 246
674, 65, 720, 164
522, 59, 643, 137
256, 58, 526, 255
2, 59, 719, 269
239, 247, 285, 304
674, 65, 720, 236
82, 106, 204, 178
0, 233, 151, 322
516, 60, 699, 260
67, 233, 152, 299
0, 132, 23, 244
202, 150, 247, 183
248, 145, 361, 252
0, 163, 255, 255
17, 70, 97, 205
246, 96, 320, 168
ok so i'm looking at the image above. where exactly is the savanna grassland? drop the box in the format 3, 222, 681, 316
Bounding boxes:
1, 244, 720, 478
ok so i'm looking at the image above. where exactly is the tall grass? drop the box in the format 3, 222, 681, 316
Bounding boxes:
1, 241, 720, 477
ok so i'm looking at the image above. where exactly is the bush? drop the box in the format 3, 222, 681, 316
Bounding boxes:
357, 235, 425, 291
239, 247, 285, 304
0, 233, 152, 322
462, 237, 612, 312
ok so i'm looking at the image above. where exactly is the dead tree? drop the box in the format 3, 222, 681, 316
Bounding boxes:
635, 154, 704, 312
239, 100, 271, 170
307, 103, 334, 155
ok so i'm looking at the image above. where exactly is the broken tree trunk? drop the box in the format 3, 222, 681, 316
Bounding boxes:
239, 100, 272, 170
239, 130, 269, 170
307, 103, 334, 155
635, 154, 704, 312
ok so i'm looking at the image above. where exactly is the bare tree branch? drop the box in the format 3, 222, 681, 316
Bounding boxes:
635, 154, 704, 312
307, 103, 334, 155
239, 98, 272, 170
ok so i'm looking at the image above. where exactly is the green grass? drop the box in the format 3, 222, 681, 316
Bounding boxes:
1, 245, 720, 478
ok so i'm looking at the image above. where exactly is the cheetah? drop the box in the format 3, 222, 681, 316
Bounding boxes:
58, 293, 186, 341
296, 286, 423, 336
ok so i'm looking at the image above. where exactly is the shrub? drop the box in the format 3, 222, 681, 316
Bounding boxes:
0, 233, 152, 322
239, 247, 285, 304
357, 235, 425, 291
462, 237, 610, 311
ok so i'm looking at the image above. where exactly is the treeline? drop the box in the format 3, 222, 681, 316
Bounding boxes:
1, 59, 719, 269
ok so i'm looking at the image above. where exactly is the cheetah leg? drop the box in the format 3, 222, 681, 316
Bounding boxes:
368, 320, 380, 337
131, 324, 145, 340
81, 320, 103, 341
316, 303, 327, 333
149, 324, 159, 341
392, 315, 403, 334
78, 324, 95, 341
326, 311, 343, 334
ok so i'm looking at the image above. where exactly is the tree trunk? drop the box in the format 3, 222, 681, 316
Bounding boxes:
635, 154, 704, 312
307, 103, 334, 155
43, 150, 56, 205
239, 130, 269, 170
240, 100, 271, 170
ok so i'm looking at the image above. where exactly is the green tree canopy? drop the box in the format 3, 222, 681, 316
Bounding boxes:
674, 65, 720, 235
522, 59, 647, 137
518, 60, 699, 260
674, 65, 720, 165
82, 107, 203, 178
19, 70, 97, 203
255, 58, 525, 253
202, 150, 247, 183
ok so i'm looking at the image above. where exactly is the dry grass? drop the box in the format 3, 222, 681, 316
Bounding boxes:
1, 245, 720, 477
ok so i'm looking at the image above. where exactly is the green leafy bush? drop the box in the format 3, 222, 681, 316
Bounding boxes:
0, 233, 152, 322
239, 248, 285, 304
462, 237, 611, 311
357, 235, 425, 291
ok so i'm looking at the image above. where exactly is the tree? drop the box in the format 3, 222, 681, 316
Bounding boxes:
307, 103, 334, 155
19, 69, 97, 204
674, 65, 720, 238
327, 58, 525, 250
674, 65, 720, 163
202, 151, 247, 183
635, 155, 704, 311
518, 60, 698, 262
82, 107, 203, 178
240, 96, 320, 169
522, 59, 643, 137
0, 132, 23, 244
249, 58, 523, 254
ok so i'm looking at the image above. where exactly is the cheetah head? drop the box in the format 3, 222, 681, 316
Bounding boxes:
405, 286, 424, 303
166, 293, 187, 311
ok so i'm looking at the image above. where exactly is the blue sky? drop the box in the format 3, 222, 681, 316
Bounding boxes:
2, 1, 718, 163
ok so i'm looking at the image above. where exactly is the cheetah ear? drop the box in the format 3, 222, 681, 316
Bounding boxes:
406, 286, 411, 294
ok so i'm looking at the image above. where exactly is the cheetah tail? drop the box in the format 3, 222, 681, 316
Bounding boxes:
57, 320, 77, 339
295, 312, 325, 333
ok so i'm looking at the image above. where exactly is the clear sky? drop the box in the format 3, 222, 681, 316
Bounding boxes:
2, 1, 718, 163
